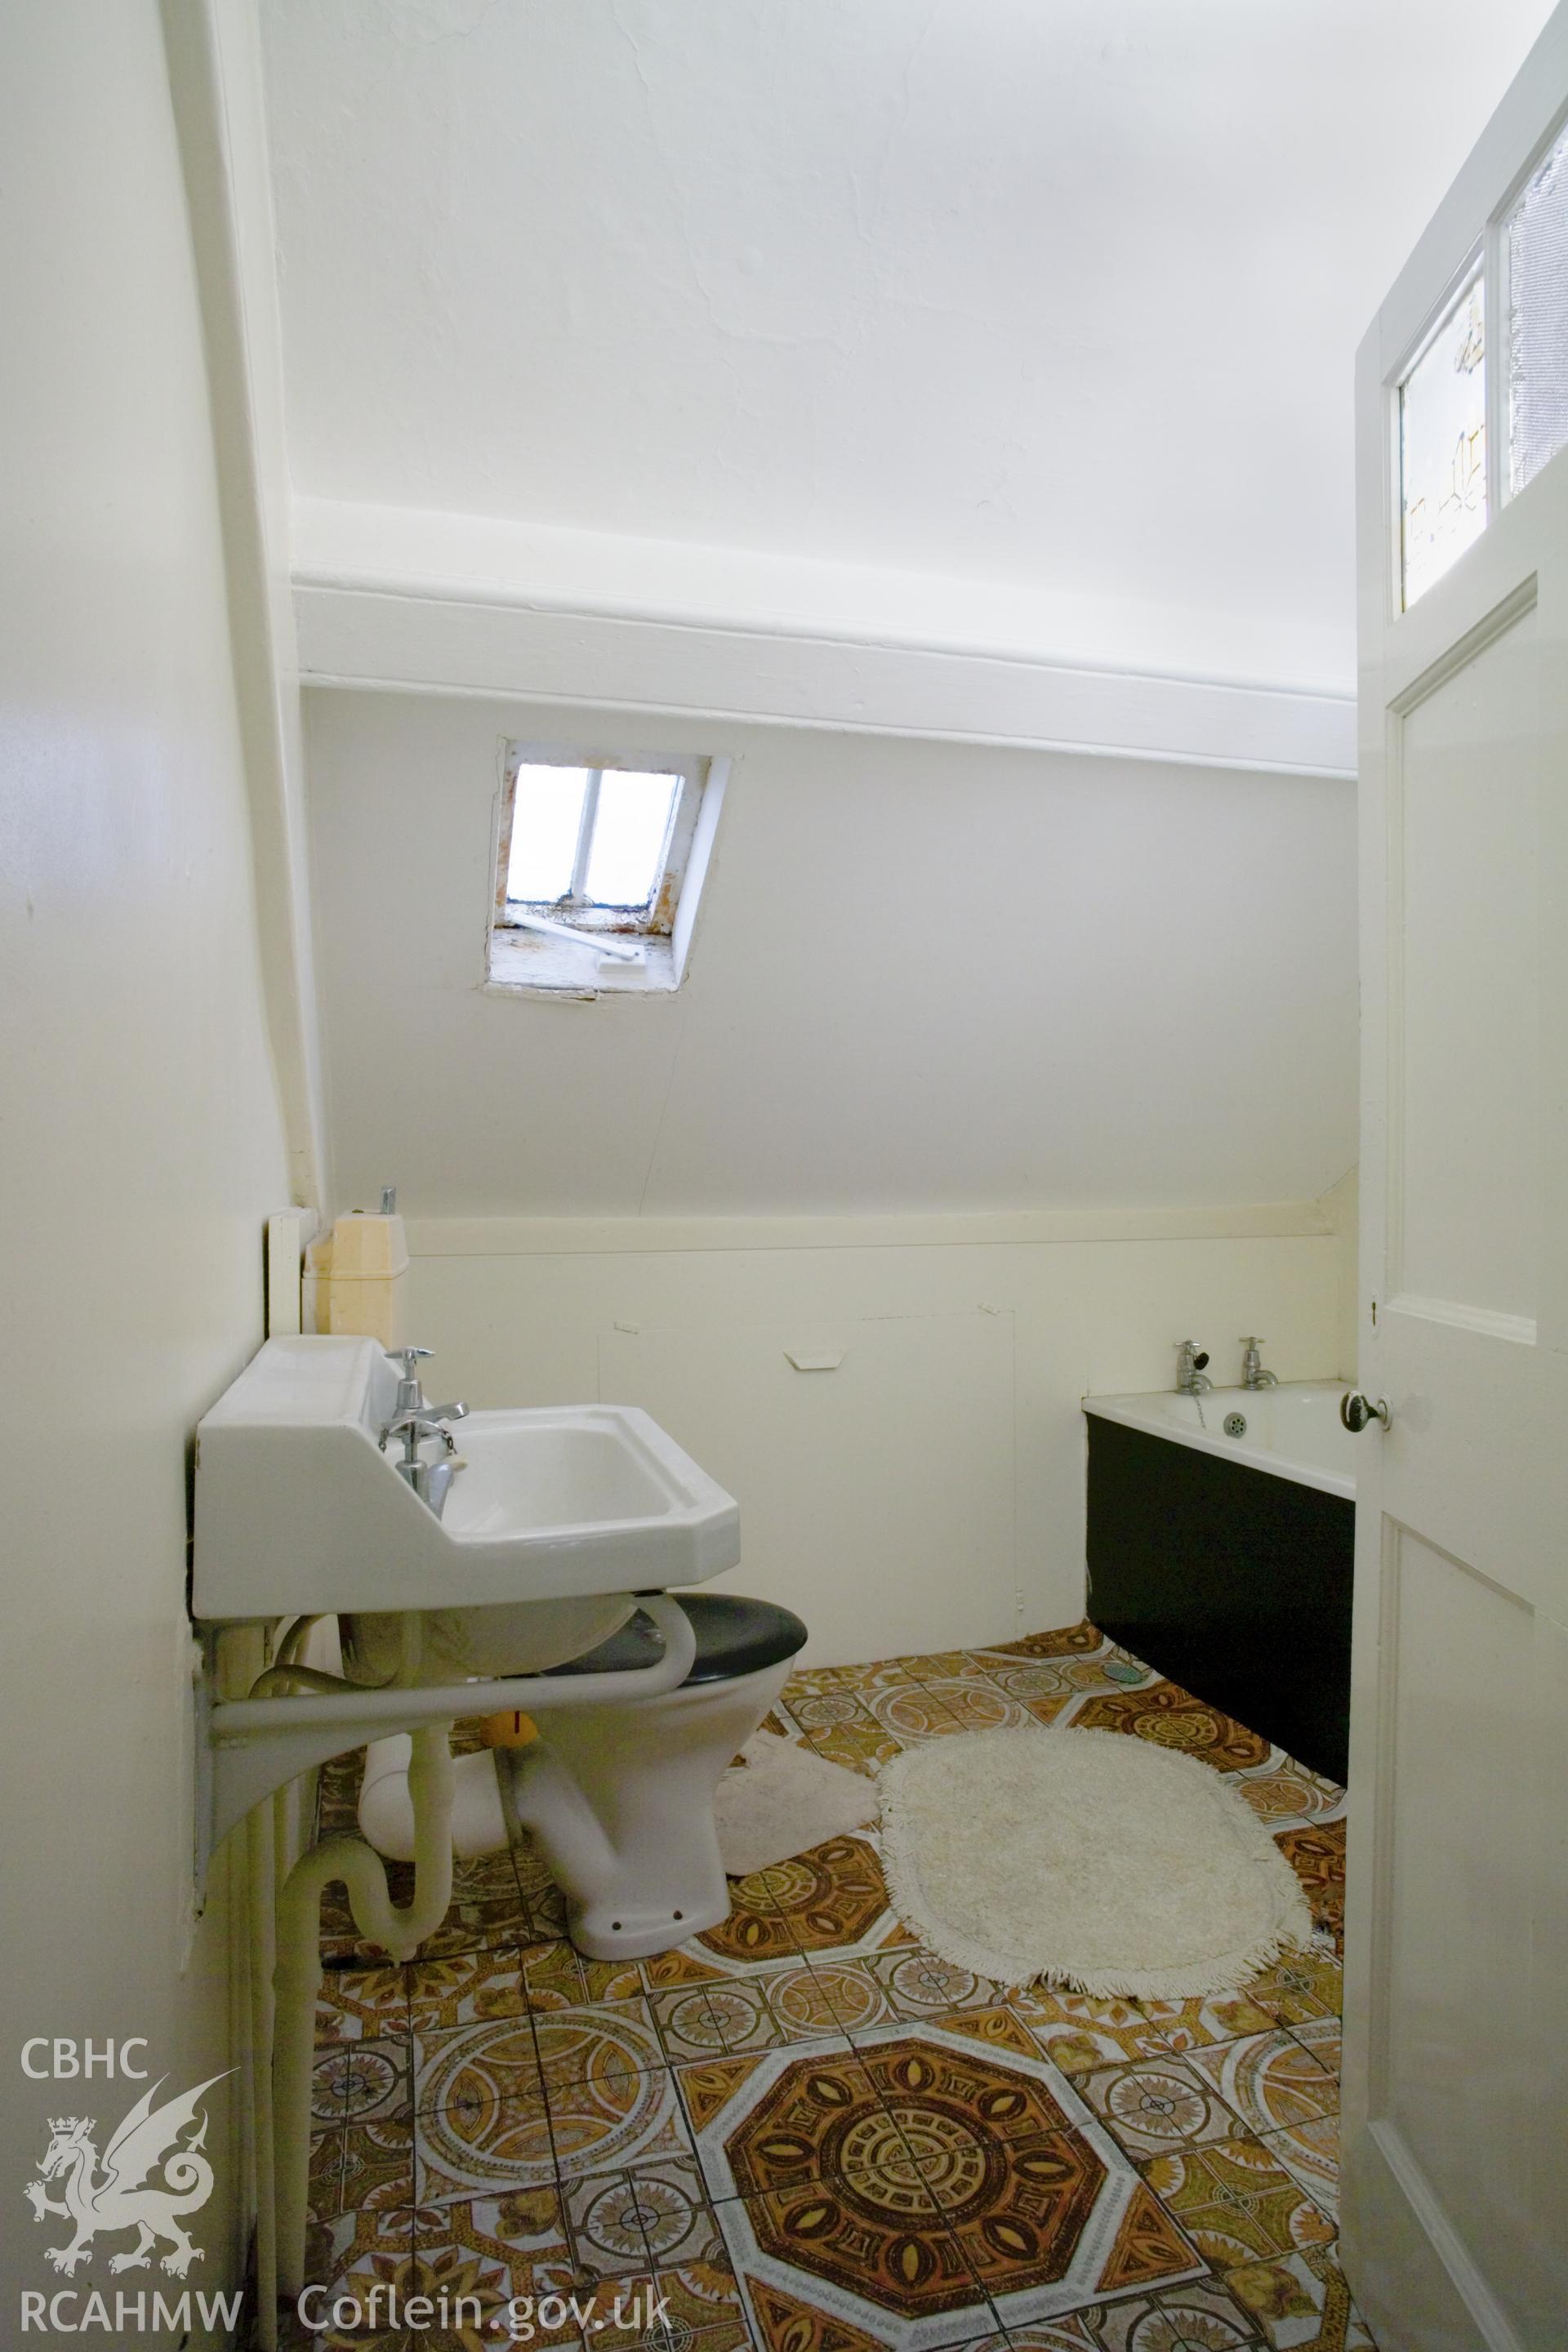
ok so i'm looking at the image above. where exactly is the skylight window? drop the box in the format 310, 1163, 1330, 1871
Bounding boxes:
488, 745, 723, 996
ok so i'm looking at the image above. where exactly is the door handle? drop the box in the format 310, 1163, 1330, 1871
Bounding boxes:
1340, 1391, 1392, 1433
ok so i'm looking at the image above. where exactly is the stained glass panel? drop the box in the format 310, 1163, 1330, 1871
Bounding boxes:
1401, 277, 1486, 608
1507, 122, 1568, 500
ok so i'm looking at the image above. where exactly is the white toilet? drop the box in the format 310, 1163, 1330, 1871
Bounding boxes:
357, 1592, 808, 1958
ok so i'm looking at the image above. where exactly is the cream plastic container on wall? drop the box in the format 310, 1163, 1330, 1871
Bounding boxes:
305, 1208, 408, 1345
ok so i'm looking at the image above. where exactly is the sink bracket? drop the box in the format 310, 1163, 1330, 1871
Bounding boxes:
195, 1593, 697, 1886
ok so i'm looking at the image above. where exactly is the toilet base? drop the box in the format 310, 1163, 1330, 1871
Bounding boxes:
356, 1655, 793, 1962
501, 1658, 792, 1958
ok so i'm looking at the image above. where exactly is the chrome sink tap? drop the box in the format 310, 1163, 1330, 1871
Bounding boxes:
1240, 1337, 1277, 1390
386, 1345, 434, 1418
381, 1348, 468, 1517
1175, 1340, 1212, 1394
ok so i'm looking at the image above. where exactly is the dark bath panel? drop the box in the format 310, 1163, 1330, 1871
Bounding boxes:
1085, 1414, 1354, 1784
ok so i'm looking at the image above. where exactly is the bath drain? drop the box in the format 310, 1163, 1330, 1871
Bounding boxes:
1223, 1411, 1247, 1438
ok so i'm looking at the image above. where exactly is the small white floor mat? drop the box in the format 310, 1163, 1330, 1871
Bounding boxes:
878, 1724, 1311, 1999
715, 1731, 879, 1878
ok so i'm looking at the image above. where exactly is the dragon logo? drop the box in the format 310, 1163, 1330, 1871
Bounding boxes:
24, 2073, 229, 2278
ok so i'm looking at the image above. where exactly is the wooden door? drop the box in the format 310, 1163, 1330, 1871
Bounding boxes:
1344, 15, 1568, 2347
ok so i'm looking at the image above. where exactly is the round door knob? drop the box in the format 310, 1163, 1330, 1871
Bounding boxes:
1340, 1390, 1391, 1433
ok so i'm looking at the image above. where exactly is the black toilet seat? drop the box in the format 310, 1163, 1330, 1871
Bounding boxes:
542, 1592, 808, 1687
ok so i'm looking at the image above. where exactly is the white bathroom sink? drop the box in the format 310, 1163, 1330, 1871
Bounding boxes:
192, 1337, 741, 1659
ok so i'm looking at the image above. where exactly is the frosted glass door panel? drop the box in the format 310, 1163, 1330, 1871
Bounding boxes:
1508, 122, 1568, 498
1401, 278, 1486, 607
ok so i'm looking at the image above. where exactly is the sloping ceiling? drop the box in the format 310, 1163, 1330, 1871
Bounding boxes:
305, 690, 1356, 1218
264, 3, 1539, 1220
261, 0, 1551, 694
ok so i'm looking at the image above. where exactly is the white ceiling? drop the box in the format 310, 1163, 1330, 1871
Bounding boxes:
261, 0, 1551, 695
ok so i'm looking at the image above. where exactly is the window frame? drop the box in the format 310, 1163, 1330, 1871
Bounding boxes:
486, 738, 726, 1000
493, 744, 708, 940
1391, 98, 1568, 614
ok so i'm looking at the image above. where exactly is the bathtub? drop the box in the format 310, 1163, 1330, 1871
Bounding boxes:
1081, 1381, 1356, 1781
1085, 1381, 1357, 1502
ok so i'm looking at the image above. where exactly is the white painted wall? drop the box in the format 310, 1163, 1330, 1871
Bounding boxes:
0, 1, 292, 2328
405, 1218, 1345, 1654
1324, 1164, 1361, 1384
261, 0, 1552, 697
304, 687, 1358, 1218
302, 672, 1356, 1650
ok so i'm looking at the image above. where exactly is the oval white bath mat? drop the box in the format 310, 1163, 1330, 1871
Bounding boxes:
877, 1725, 1311, 2001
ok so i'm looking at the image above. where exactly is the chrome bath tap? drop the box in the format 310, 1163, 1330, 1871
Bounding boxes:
1240, 1337, 1277, 1389
1175, 1341, 1212, 1393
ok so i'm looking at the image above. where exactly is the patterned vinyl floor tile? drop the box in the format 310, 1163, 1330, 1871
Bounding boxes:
1004, 1992, 1170, 2078
902, 1678, 1035, 1735
973, 1625, 1105, 1664
618, 2154, 728, 2271
653, 2251, 755, 2352
785, 1684, 888, 1735
1272, 1823, 1347, 1952
412, 2016, 545, 2118
565, 2166, 672, 2279
410, 2187, 582, 2341
803, 1718, 905, 1775
848, 1949, 1010, 2025
531, 1998, 667, 2091
1285, 2016, 1342, 2089
860, 1680, 977, 1744
411, 1847, 537, 1959
296, 1623, 1375, 2352
1221, 2243, 1379, 2350
314, 1962, 410, 2047
416, 2075, 557, 2205
1259, 2115, 1339, 2224
991, 2319, 1098, 2352
679, 2039, 894, 2203
521, 1942, 673, 2012
967, 1655, 1079, 1701
1065, 1684, 1272, 1773
1135, 1990, 1279, 2056
406, 1944, 530, 2034
327, 2038, 413, 2126
715, 2173, 1000, 2352
1183, 2031, 1339, 2140
1240, 1951, 1344, 2031
298, 2204, 419, 2334
674, 1962, 856, 2058
648, 1983, 739, 2063
1079, 2273, 1268, 2350
1075, 2055, 1242, 2161
548, 2058, 697, 2185
1232, 1758, 1348, 1835
310, 2118, 416, 2218
1139, 2134, 1334, 2270
795, 2021, 1206, 2326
